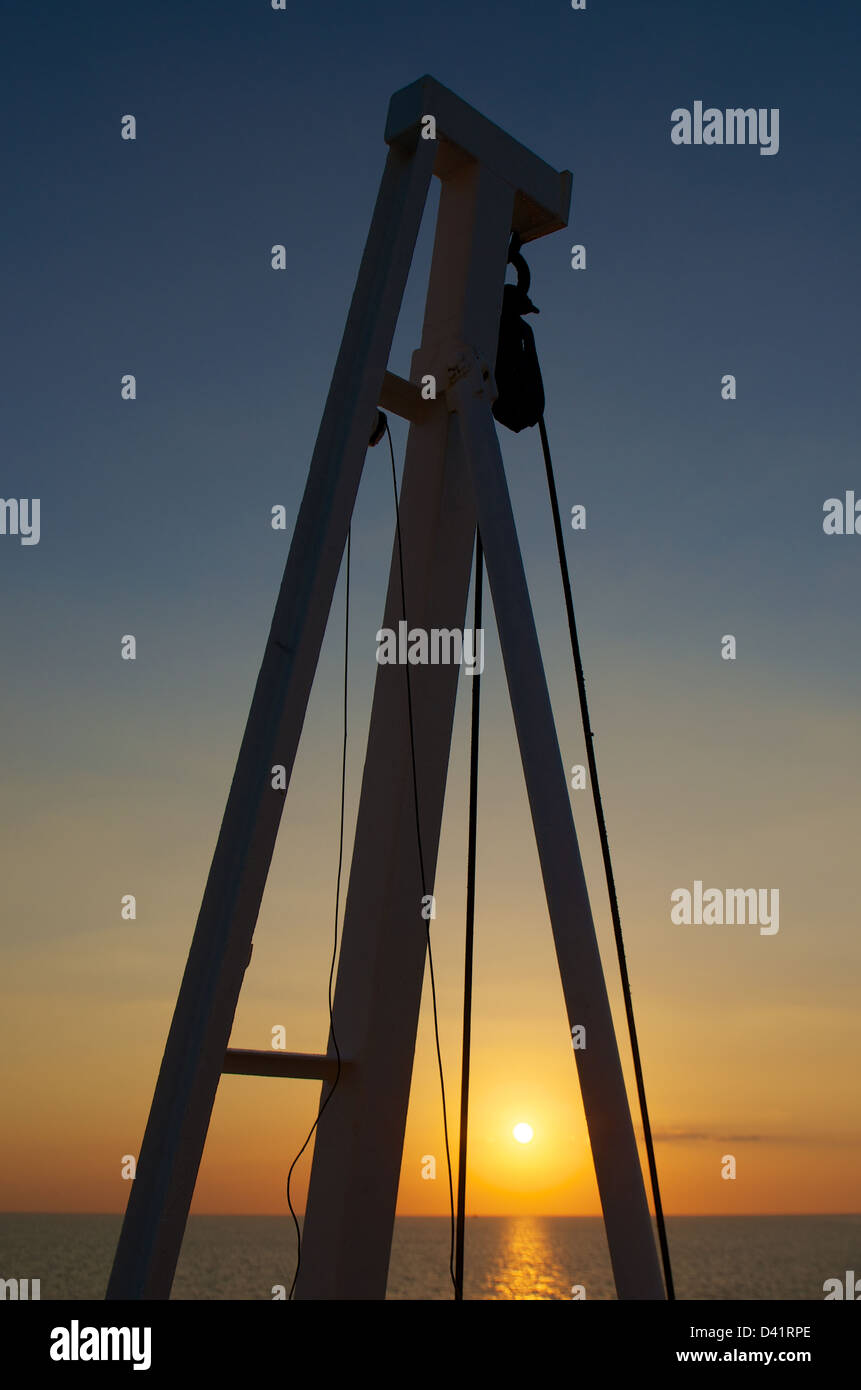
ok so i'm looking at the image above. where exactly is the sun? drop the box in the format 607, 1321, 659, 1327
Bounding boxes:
512, 1122, 534, 1144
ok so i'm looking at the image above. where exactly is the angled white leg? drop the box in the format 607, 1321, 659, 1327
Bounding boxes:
106, 136, 437, 1301
451, 375, 666, 1301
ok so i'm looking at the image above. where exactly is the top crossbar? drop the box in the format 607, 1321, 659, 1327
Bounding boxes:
386, 74, 572, 242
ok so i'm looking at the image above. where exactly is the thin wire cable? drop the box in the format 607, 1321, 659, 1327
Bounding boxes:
385, 420, 457, 1296
286, 526, 349, 1301
455, 530, 483, 1301
536, 412, 675, 1300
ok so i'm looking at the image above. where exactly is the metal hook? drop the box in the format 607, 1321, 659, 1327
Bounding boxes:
506, 232, 539, 314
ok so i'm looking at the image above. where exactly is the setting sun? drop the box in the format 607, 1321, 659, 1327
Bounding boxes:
512, 1123, 534, 1145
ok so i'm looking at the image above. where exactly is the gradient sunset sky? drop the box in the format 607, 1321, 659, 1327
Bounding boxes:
1, 0, 859, 1226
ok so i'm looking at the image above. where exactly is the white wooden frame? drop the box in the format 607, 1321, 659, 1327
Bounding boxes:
107, 76, 664, 1303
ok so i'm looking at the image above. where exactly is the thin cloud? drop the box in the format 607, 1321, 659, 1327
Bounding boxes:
650, 1130, 766, 1144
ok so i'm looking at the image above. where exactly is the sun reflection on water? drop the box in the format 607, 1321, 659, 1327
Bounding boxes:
480, 1215, 569, 1300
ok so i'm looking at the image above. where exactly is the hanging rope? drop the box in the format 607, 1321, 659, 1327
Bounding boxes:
384, 419, 458, 1296
454, 530, 483, 1301
536, 412, 675, 1300
286, 528, 349, 1300
491, 228, 675, 1298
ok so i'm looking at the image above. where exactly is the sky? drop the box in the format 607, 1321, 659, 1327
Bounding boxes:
1, 0, 859, 1241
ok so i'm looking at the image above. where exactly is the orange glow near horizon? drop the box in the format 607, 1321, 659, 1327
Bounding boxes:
1, 648, 860, 1219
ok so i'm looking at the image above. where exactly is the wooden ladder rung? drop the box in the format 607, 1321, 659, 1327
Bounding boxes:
223, 1048, 341, 1081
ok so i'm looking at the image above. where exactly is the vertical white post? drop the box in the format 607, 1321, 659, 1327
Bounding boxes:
296, 162, 515, 1299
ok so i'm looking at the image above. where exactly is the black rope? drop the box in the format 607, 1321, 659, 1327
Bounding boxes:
454, 529, 483, 1301
385, 421, 458, 1296
536, 413, 675, 1300
286, 529, 349, 1300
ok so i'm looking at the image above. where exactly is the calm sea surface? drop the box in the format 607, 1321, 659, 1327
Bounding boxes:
1, 1214, 857, 1300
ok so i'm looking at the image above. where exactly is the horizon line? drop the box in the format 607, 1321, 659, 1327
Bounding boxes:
2, 1209, 859, 1219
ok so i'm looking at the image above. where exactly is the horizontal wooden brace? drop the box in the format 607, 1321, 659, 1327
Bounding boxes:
379, 370, 428, 423
223, 1048, 342, 1081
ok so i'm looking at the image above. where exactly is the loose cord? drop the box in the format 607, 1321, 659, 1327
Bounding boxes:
537, 413, 675, 1300
385, 420, 457, 1296
454, 530, 483, 1301
286, 527, 350, 1300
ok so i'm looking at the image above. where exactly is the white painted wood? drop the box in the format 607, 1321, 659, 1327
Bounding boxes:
386, 75, 572, 242
379, 369, 427, 422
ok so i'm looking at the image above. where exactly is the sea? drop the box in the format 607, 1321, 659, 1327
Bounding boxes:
1, 1214, 858, 1300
